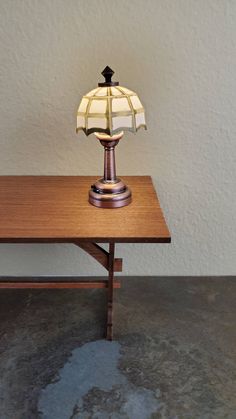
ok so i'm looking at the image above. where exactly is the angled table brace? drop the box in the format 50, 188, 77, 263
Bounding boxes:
75, 242, 122, 272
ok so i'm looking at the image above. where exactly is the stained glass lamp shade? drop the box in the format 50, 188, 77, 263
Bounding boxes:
76, 66, 147, 208
77, 86, 146, 137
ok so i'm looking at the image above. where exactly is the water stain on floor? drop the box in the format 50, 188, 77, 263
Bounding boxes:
38, 340, 160, 419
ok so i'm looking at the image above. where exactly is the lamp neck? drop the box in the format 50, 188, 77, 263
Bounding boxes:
94, 131, 124, 183
100, 139, 119, 182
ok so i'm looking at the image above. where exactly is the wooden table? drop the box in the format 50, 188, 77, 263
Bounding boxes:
0, 176, 171, 339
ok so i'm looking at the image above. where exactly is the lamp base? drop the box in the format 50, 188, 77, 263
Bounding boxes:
89, 178, 132, 208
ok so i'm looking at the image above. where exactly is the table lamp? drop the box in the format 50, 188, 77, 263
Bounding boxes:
76, 66, 147, 208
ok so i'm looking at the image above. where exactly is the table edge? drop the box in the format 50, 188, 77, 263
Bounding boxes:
0, 237, 171, 244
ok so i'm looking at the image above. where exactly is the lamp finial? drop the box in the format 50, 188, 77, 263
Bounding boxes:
98, 66, 119, 87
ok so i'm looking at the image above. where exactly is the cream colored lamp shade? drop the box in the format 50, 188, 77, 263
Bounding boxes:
76, 70, 146, 137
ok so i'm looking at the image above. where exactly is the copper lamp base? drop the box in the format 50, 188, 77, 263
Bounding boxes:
89, 178, 132, 208
89, 132, 132, 209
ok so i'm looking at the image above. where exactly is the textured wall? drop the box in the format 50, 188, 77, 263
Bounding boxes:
0, 0, 235, 276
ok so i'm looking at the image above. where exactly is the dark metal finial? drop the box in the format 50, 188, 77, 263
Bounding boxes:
98, 66, 119, 87
102, 66, 114, 83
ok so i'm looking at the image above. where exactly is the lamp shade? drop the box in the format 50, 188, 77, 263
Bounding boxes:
76, 85, 147, 136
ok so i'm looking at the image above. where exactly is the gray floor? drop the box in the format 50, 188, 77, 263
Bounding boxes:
0, 277, 235, 419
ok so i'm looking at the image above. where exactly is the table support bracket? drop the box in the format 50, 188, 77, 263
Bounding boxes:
74, 242, 122, 272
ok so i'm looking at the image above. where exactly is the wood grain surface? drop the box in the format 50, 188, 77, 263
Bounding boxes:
0, 176, 171, 243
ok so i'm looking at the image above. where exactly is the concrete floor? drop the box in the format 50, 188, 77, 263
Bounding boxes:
0, 276, 235, 419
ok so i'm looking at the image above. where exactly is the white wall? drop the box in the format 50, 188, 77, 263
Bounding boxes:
0, 0, 235, 276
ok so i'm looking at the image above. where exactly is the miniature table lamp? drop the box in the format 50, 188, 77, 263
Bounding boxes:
76, 66, 147, 208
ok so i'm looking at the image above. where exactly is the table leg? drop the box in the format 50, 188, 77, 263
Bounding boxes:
106, 242, 115, 340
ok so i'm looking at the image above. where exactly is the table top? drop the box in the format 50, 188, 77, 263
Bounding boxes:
0, 176, 171, 243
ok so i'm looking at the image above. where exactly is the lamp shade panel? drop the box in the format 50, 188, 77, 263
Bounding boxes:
76, 86, 146, 136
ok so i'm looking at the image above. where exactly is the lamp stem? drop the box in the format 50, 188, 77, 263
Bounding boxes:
100, 139, 119, 183
104, 143, 116, 181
